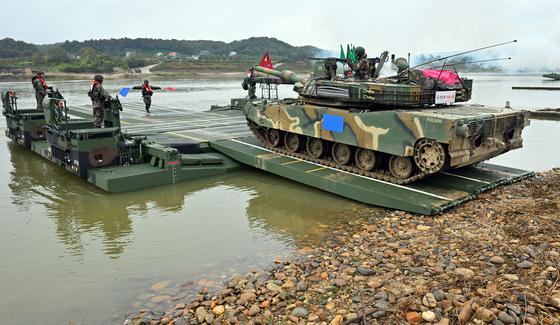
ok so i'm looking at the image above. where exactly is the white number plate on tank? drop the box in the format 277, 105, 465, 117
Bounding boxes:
435, 91, 456, 104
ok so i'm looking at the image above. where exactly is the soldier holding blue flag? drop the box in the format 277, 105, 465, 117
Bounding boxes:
132, 80, 161, 113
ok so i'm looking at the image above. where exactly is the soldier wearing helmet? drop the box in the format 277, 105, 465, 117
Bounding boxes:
31, 71, 51, 111
347, 46, 370, 80
132, 79, 161, 113
88, 74, 112, 128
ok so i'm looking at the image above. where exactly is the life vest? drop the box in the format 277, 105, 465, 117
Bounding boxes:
88, 80, 102, 101
142, 83, 154, 95
32, 75, 48, 90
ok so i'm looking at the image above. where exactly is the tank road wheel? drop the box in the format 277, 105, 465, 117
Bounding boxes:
332, 143, 352, 165
413, 138, 446, 174
265, 128, 282, 147
388, 156, 414, 179
306, 137, 326, 158
355, 148, 378, 172
284, 133, 302, 153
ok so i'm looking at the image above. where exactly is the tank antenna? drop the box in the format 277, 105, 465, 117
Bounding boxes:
407, 40, 517, 71
429, 57, 512, 69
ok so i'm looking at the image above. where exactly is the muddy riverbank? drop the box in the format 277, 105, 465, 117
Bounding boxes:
126, 169, 560, 325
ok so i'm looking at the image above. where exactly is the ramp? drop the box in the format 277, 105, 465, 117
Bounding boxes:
210, 137, 534, 215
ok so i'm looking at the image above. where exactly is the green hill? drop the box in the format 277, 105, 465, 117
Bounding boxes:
50, 36, 321, 61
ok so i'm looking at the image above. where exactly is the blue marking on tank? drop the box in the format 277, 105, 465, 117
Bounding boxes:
322, 114, 344, 132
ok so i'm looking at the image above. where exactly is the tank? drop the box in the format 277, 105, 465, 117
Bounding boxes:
243, 65, 530, 184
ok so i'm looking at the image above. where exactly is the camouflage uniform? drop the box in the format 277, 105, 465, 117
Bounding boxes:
349, 57, 370, 80
241, 69, 257, 100
32, 75, 48, 111
89, 82, 112, 128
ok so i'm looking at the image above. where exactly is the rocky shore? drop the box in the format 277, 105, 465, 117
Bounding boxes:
125, 169, 560, 325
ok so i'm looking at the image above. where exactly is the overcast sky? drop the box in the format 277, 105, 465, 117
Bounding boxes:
2, 0, 559, 69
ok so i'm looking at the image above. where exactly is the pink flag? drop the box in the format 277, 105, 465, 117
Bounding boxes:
421, 69, 461, 85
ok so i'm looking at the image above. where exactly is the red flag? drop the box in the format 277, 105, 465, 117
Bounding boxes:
258, 51, 274, 69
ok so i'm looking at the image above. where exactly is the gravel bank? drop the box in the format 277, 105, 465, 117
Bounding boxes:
125, 169, 560, 325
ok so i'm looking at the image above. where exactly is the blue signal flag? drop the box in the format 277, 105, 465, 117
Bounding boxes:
118, 87, 130, 97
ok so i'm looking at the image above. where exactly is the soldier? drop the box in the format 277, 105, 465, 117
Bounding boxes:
88, 74, 112, 128
242, 68, 257, 100
31, 71, 51, 111
347, 46, 370, 80
132, 79, 161, 113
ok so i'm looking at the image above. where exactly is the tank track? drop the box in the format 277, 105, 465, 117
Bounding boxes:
247, 120, 429, 185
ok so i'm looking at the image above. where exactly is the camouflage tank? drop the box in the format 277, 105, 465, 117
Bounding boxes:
244, 64, 530, 184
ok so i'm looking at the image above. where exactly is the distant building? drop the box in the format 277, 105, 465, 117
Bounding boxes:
156, 52, 164, 57
168, 52, 178, 58
125, 51, 135, 58
186, 55, 199, 60
199, 50, 210, 56
228, 51, 237, 57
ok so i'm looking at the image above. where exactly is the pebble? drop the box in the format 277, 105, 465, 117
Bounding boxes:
330, 314, 343, 325
422, 310, 436, 322
405, 311, 422, 324
416, 225, 431, 231
333, 278, 347, 286
238, 292, 256, 304
548, 296, 560, 309
489, 255, 505, 264
366, 276, 384, 289
422, 293, 438, 307
247, 304, 260, 316
432, 289, 446, 301
409, 266, 426, 274
296, 280, 307, 292
503, 274, 519, 281
476, 307, 496, 322
212, 305, 225, 315
291, 307, 309, 318
356, 266, 376, 276
458, 303, 473, 323
149, 295, 171, 303
195, 307, 207, 323
517, 260, 533, 269
498, 311, 516, 324
434, 318, 449, 325
455, 268, 475, 279
149, 281, 170, 291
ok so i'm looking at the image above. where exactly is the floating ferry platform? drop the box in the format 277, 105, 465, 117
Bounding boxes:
8, 101, 534, 215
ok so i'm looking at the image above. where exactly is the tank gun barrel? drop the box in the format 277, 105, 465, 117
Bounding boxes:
253, 66, 307, 84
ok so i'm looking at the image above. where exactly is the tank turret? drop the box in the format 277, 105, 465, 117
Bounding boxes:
253, 60, 472, 109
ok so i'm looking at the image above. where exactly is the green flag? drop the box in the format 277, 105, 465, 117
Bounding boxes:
348, 45, 357, 63
339, 45, 345, 60
346, 44, 352, 62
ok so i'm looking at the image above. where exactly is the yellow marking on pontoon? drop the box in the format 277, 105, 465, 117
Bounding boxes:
305, 167, 327, 173
281, 160, 302, 165
165, 131, 207, 142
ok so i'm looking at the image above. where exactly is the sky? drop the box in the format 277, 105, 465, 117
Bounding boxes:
2, 0, 559, 70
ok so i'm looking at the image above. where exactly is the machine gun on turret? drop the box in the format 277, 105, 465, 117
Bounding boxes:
307, 51, 389, 80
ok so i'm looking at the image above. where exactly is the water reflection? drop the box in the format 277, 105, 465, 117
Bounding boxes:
7, 137, 356, 262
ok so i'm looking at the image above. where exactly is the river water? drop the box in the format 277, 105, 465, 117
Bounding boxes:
0, 74, 559, 325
